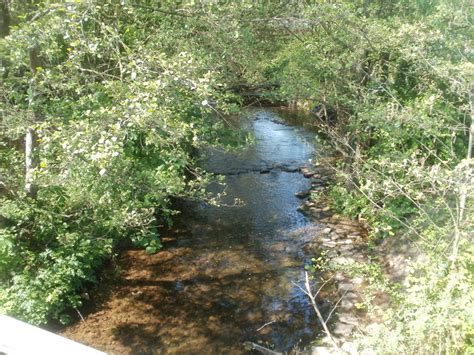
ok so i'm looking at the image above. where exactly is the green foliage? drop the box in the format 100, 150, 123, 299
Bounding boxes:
258, 0, 473, 352
0, 1, 249, 324
358, 247, 474, 354
0, 2, 472, 353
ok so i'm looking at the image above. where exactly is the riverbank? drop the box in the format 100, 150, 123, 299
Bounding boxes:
295, 146, 424, 355
295, 154, 373, 353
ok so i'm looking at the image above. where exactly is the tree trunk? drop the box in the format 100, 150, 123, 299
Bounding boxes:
0, 0, 10, 38
459, 93, 474, 223
0, 0, 10, 78
467, 96, 473, 161
450, 92, 473, 267
25, 45, 41, 198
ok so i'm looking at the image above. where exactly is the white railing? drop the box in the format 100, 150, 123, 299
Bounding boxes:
0, 315, 106, 355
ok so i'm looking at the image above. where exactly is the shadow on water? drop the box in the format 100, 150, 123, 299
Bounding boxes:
62, 109, 330, 354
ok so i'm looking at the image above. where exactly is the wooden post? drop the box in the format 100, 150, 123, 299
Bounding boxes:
25, 45, 41, 198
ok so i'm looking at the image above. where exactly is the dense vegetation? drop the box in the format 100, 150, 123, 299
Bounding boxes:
259, 2, 473, 353
0, 1, 472, 353
0, 0, 248, 325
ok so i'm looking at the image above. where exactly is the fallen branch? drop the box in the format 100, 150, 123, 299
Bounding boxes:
243, 341, 282, 355
294, 272, 341, 352
75, 308, 85, 322
257, 320, 276, 332
325, 288, 350, 324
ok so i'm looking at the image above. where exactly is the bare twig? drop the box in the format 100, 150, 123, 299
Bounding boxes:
325, 288, 350, 324
75, 308, 85, 322
257, 320, 276, 332
243, 341, 282, 355
294, 272, 341, 352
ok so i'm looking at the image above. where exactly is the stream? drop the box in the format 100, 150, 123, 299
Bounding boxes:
62, 109, 327, 354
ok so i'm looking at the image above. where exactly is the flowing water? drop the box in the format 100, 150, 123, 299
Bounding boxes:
62, 109, 327, 354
